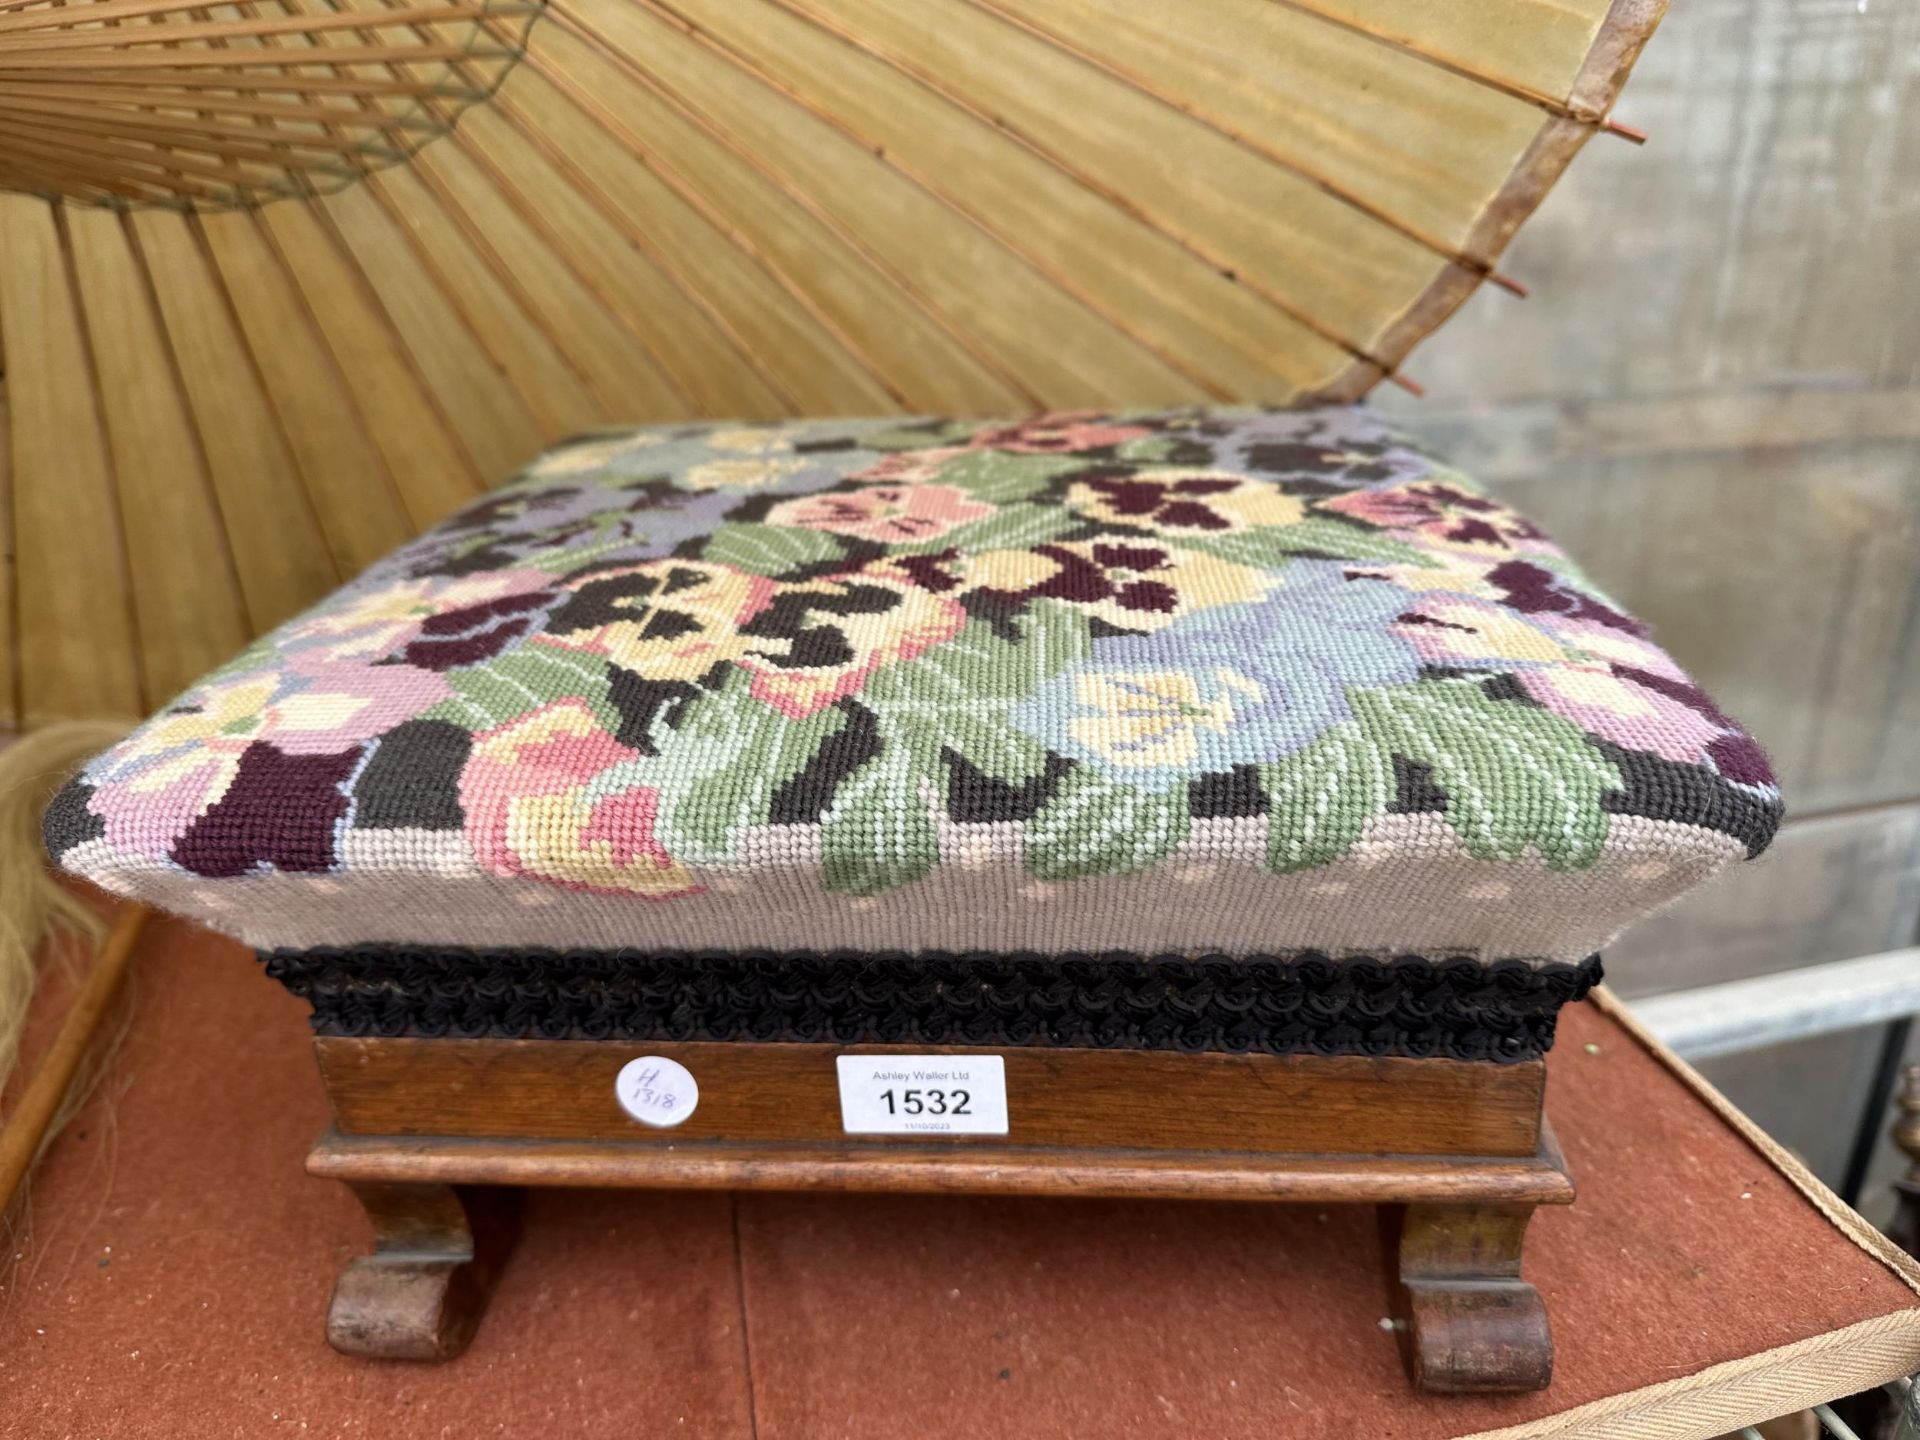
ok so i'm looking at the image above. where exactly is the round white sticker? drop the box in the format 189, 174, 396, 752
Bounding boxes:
615, 1056, 699, 1128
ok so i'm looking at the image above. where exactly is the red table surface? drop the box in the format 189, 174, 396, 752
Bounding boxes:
1, 916, 1914, 1439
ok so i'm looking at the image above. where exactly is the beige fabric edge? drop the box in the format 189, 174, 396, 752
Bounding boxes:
1454, 1313, 1920, 1440
1309, 0, 1672, 403
1450, 985, 1920, 1440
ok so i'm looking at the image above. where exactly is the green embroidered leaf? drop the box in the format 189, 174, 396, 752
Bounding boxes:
1023, 764, 1191, 881
1348, 680, 1622, 869
1257, 723, 1392, 873
698, 523, 848, 576
937, 449, 1083, 504
935, 710, 1051, 783
200, 634, 279, 685
856, 420, 982, 452
866, 605, 1092, 710
858, 609, 1089, 785
1191, 518, 1428, 568
820, 739, 940, 896
891, 501, 1073, 556
1111, 434, 1185, 463
426, 643, 618, 733
643, 670, 847, 861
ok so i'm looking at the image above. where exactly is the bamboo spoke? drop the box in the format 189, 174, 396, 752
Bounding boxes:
545, 1, 1043, 410
0, 0, 1669, 727
1260, 0, 1646, 140
632, 0, 1246, 402
0, 44, 519, 68
0, 0, 540, 205
950, 0, 1528, 296
726, 0, 1412, 391
0, 0, 533, 30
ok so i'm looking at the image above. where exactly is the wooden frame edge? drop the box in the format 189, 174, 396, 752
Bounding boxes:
313, 1035, 1548, 1159
1306, 0, 1672, 404
305, 1124, 1577, 1206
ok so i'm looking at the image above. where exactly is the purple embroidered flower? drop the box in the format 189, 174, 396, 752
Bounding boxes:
1322, 479, 1556, 559
1392, 590, 1775, 788
1484, 558, 1642, 633
394, 589, 558, 671
169, 741, 362, 878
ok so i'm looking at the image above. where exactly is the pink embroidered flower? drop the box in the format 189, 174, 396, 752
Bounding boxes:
89, 749, 246, 865
1517, 660, 1724, 768
266, 657, 451, 754
766, 484, 992, 544
461, 700, 699, 898
1393, 590, 1769, 779
845, 447, 970, 485
964, 411, 1156, 454
1321, 479, 1554, 558
76, 656, 448, 865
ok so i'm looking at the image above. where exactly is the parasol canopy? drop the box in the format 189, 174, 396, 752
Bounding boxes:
0, 0, 1665, 728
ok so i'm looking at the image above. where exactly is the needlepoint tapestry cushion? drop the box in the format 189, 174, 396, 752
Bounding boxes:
47, 409, 1780, 980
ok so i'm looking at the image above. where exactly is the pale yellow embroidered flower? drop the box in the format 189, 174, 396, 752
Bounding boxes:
525, 432, 663, 478
124, 674, 278, 757
537, 560, 771, 681
705, 426, 797, 455
1397, 596, 1568, 666
1065, 667, 1266, 772
683, 456, 811, 491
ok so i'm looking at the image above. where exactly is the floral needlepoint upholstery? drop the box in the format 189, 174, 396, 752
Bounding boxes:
45, 409, 1781, 1062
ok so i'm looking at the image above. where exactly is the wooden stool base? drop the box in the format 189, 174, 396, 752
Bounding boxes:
308, 1036, 1573, 1388
326, 1182, 520, 1361
1398, 1203, 1553, 1392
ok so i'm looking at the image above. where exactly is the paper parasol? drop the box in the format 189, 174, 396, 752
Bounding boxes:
0, 0, 1665, 725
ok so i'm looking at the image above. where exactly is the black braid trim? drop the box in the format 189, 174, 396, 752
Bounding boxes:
262, 947, 1602, 1064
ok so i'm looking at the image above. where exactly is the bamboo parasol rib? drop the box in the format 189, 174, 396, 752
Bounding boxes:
0, 0, 541, 207
0, 0, 1669, 728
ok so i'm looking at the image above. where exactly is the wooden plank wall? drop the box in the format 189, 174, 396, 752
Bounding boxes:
1375, 0, 1920, 1203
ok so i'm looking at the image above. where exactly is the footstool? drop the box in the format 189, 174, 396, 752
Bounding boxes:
46, 407, 1780, 1392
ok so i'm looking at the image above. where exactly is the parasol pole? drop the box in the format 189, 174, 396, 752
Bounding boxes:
0, 904, 149, 1218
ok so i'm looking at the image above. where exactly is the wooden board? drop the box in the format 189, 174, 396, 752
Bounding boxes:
306, 1127, 1574, 1204
315, 1036, 1546, 1158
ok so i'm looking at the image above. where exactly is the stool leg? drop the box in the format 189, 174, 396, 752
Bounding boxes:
326, 1182, 520, 1361
1397, 1202, 1552, 1393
